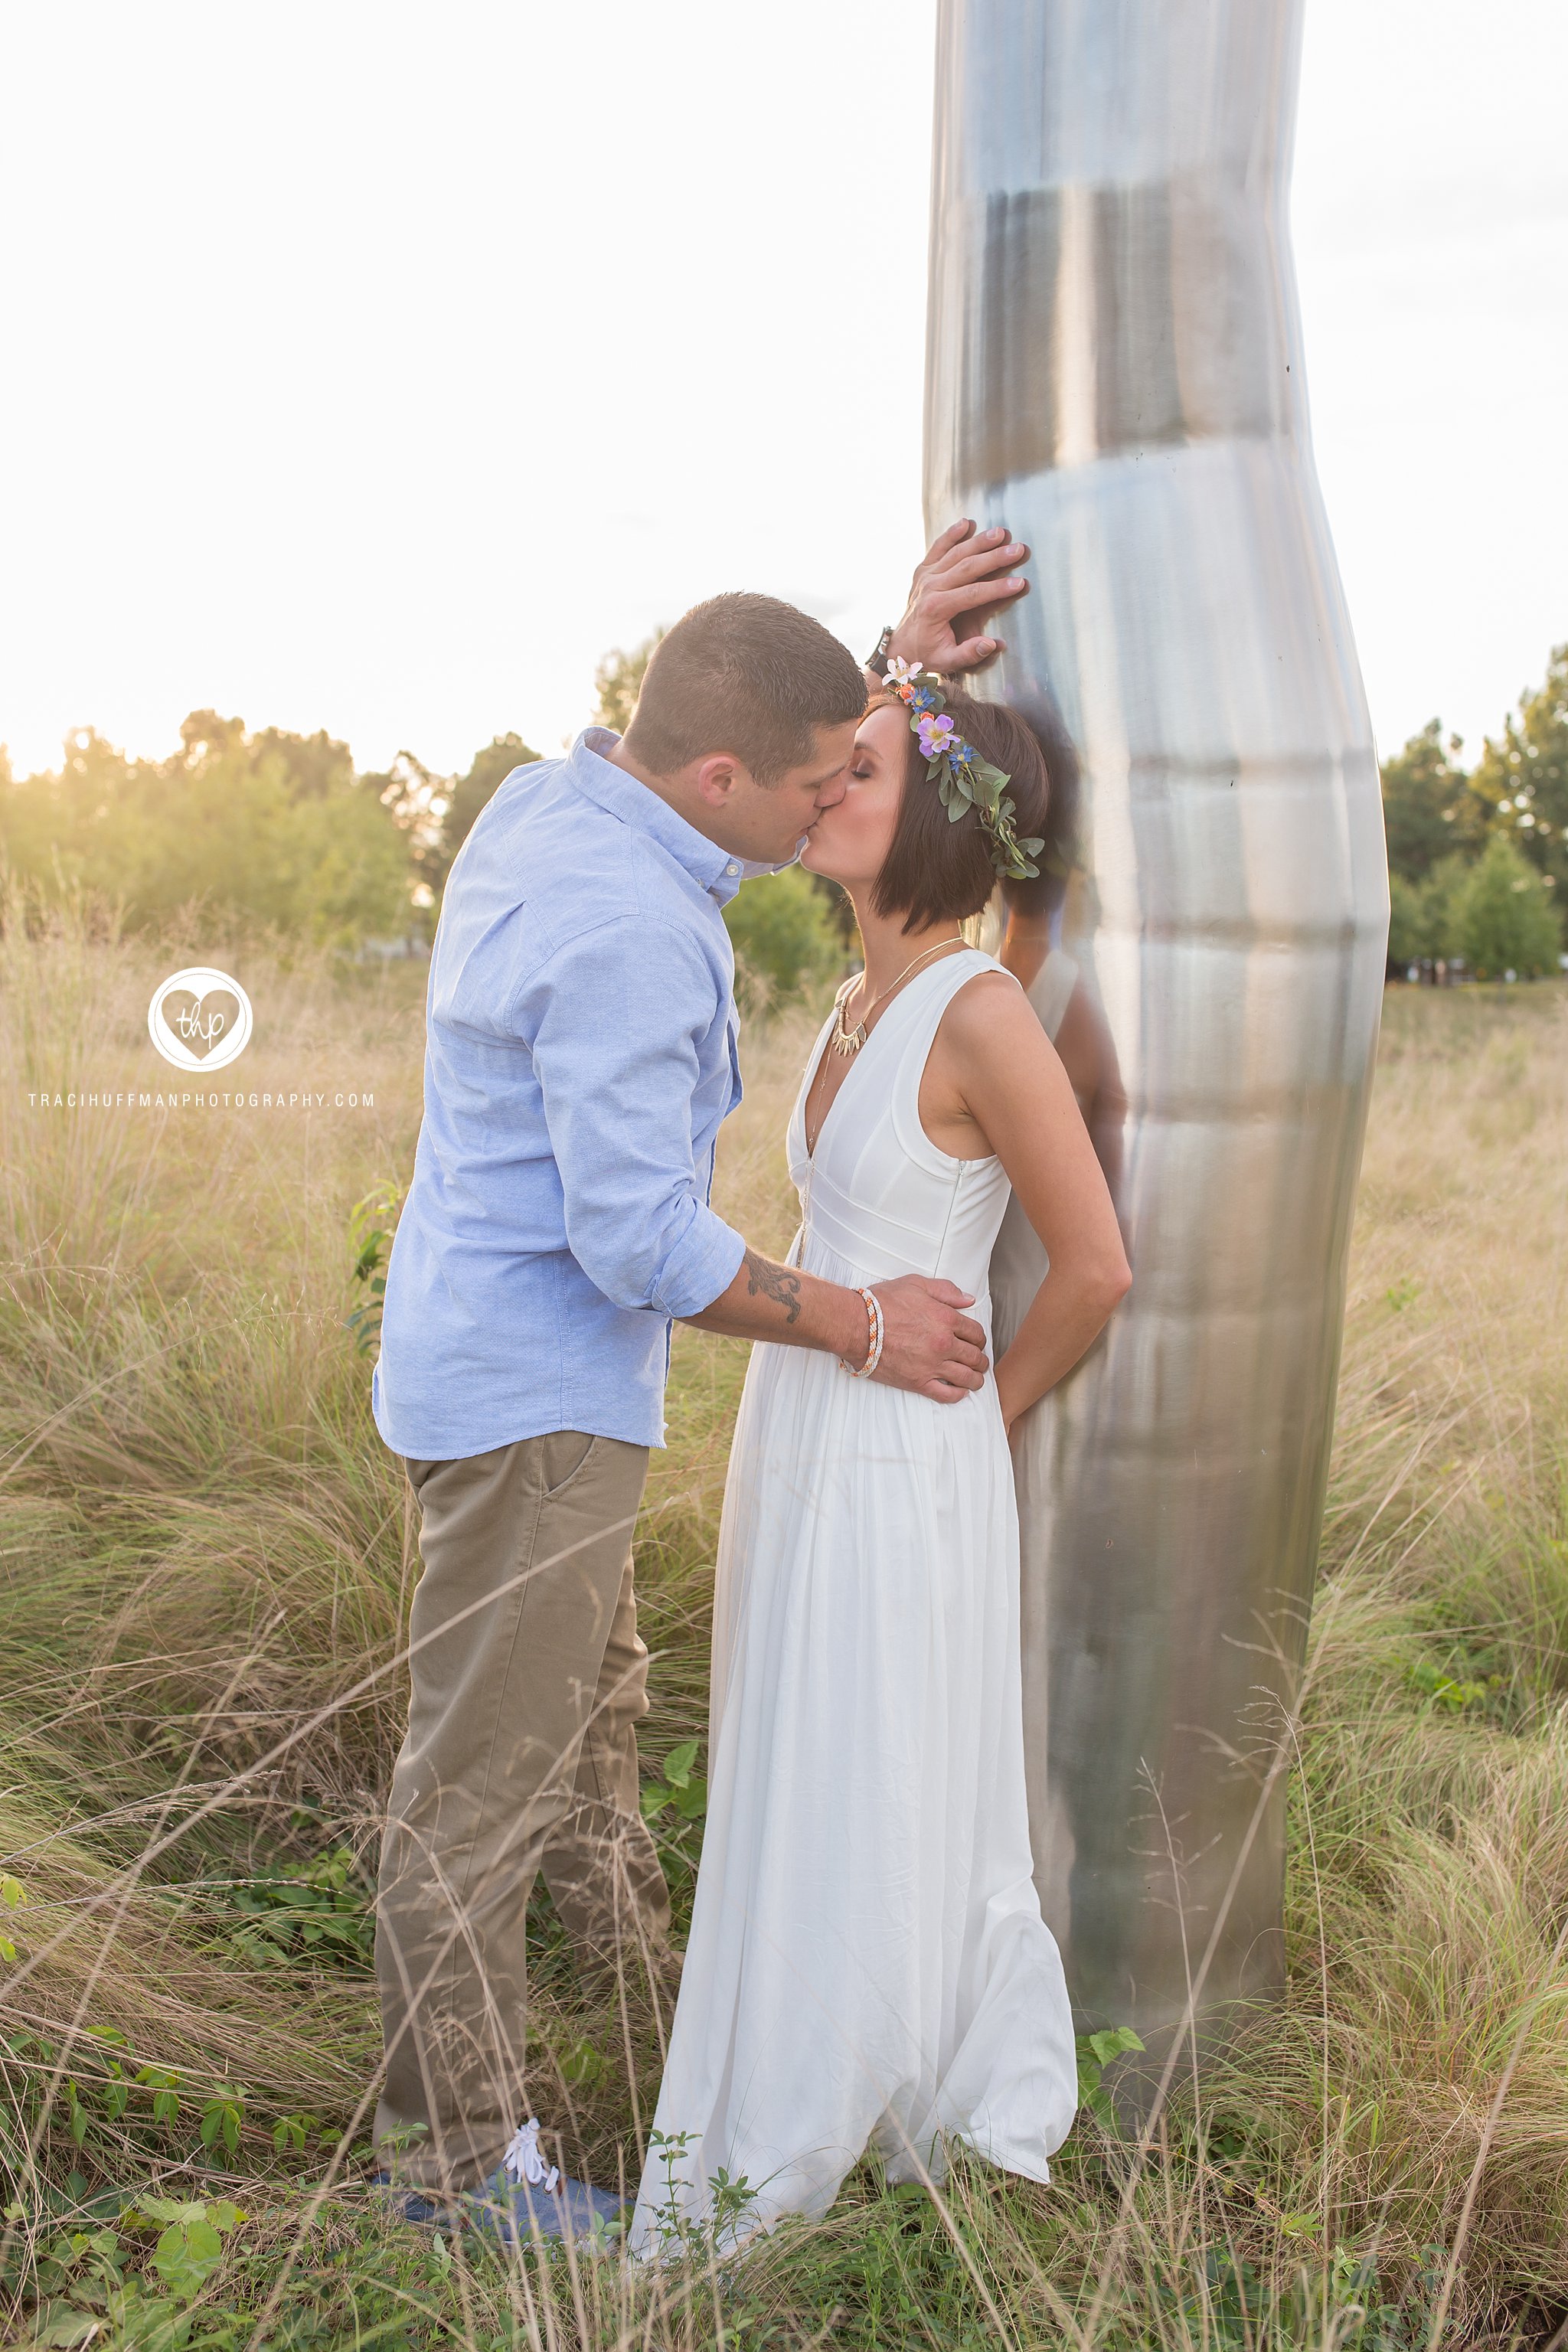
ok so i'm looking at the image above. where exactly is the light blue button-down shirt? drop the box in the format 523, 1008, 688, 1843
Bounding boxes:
371, 728, 750, 1460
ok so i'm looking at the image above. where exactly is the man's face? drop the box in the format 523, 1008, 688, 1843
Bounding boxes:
704, 720, 858, 867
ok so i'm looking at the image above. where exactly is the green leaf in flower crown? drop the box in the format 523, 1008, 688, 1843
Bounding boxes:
947, 796, 968, 823
926, 756, 946, 782
1018, 836, 1046, 855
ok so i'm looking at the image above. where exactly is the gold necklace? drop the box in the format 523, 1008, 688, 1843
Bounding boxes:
829, 936, 965, 1057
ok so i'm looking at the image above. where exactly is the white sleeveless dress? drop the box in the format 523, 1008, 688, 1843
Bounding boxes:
628, 951, 1078, 2252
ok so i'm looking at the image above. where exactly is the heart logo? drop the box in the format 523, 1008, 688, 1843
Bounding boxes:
148, 967, 254, 1072
160, 990, 241, 1060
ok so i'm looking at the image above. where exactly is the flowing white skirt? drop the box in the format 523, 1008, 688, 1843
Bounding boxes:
628, 1248, 1078, 2252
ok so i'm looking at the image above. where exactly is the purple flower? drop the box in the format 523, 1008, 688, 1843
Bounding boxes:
917, 713, 956, 760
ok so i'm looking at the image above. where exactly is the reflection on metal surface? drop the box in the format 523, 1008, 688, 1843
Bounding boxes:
931, 0, 1389, 2049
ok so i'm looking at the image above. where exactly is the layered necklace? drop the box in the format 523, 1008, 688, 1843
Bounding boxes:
829, 936, 965, 1057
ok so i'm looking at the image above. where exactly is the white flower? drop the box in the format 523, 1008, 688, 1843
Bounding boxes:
884, 655, 923, 687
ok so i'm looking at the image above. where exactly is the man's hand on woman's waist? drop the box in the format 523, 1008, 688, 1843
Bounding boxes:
681, 1250, 988, 1403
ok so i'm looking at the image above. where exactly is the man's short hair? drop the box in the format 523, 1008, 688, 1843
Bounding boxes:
621, 593, 867, 785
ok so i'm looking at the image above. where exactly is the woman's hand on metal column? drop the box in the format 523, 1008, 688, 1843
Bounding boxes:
886, 519, 1031, 675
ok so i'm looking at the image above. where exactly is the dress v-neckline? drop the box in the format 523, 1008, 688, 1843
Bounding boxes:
801, 950, 972, 1166
800, 1001, 871, 1166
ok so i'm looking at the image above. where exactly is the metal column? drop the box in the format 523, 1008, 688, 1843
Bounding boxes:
928, 0, 1388, 2051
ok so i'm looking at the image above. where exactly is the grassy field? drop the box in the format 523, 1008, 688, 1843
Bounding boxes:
1, 900, 1566, 2350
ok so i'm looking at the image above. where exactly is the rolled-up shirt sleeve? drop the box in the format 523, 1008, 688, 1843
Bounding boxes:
526, 916, 746, 1318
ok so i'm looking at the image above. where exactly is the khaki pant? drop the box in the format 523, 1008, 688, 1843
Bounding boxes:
373, 1429, 670, 2191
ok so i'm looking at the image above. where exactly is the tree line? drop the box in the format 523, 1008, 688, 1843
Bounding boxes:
4, 636, 1563, 990
1380, 643, 1566, 978
0, 635, 841, 1002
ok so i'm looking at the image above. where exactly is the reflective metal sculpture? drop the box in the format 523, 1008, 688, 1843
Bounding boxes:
927, 0, 1389, 2055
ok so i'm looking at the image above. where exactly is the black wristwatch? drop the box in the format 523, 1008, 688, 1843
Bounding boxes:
864, 626, 894, 678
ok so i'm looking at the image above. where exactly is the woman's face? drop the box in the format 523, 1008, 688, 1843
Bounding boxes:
799, 702, 909, 890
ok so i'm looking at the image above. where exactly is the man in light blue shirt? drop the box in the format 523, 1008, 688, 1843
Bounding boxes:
370, 722, 754, 1460
370, 536, 1031, 2237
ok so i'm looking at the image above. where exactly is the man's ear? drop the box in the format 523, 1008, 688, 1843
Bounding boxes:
691, 753, 747, 810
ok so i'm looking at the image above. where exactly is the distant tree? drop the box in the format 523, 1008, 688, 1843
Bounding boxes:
1453, 834, 1563, 979
363, 750, 444, 910
593, 632, 663, 736
1379, 720, 1487, 881
230, 713, 355, 801
1469, 642, 1568, 896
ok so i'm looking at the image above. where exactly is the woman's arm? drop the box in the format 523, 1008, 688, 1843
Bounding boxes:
926, 975, 1131, 1432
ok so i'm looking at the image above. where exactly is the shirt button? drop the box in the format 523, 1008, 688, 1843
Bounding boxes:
725, 861, 740, 876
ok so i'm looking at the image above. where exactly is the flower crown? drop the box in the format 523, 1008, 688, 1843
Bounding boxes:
882, 659, 1044, 883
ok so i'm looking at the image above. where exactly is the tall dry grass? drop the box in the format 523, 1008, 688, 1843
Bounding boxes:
0, 897, 1564, 2348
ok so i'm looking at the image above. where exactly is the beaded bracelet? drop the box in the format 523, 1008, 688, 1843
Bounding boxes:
841, 1285, 884, 1379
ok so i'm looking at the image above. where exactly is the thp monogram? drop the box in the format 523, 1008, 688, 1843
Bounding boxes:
147, 967, 254, 1072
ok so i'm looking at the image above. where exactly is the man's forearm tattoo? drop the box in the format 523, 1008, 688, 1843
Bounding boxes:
743, 1249, 802, 1325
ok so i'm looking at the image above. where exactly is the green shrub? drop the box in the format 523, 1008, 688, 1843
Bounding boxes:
1454, 832, 1563, 978
724, 864, 841, 1005
1387, 873, 1429, 967
1389, 854, 1472, 965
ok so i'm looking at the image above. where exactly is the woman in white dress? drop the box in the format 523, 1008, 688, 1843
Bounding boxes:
629, 670, 1130, 2252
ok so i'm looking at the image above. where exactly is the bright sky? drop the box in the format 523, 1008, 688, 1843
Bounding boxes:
1, 1, 1564, 782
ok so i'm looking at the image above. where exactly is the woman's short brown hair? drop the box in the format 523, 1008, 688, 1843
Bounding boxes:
871, 683, 1054, 933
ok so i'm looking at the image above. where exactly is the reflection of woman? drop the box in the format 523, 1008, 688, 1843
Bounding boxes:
1008, 936, 1079, 1046
991, 905, 1128, 1334
629, 672, 1129, 2253
988, 688, 1125, 1343
984, 737, 1129, 1952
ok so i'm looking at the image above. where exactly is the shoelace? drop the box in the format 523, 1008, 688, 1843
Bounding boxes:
501, 2116, 560, 2194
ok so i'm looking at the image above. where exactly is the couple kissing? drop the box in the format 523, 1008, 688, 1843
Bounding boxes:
368, 521, 1129, 2252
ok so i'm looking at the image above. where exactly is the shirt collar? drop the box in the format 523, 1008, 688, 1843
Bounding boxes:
567, 729, 734, 902
567, 729, 795, 906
